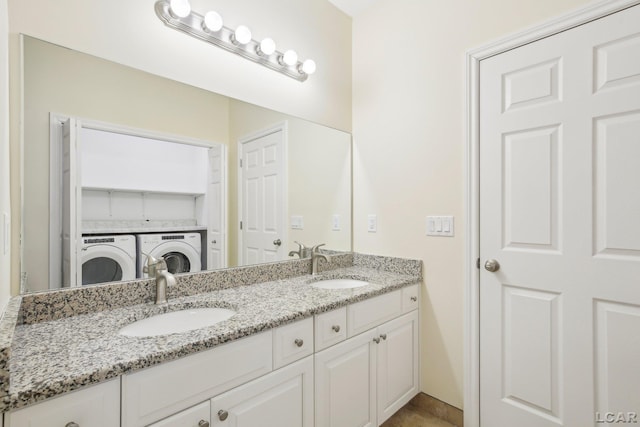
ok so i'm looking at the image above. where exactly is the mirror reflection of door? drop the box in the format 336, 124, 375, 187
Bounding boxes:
239, 123, 287, 266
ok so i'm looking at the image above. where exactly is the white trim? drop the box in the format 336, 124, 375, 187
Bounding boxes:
463, 1, 640, 426
48, 113, 67, 289
237, 121, 289, 266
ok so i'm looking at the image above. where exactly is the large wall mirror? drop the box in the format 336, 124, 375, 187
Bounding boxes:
20, 35, 352, 294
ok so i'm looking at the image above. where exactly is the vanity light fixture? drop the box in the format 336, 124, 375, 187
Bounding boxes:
155, 0, 316, 82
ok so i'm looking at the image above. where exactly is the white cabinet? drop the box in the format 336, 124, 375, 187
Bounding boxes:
5, 378, 120, 427
376, 311, 419, 424
122, 331, 272, 427
210, 356, 314, 427
315, 328, 378, 427
314, 307, 347, 351
315, 311, 419, 427
273, 317, 314, 369
148, 401, 210, 427
347, 289, 403, 337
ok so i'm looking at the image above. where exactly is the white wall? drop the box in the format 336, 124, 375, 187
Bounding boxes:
0, 0, 11, 309
352, 0, 594, 409
7, 0, 352, 131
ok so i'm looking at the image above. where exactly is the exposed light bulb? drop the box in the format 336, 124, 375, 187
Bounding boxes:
301, 59, 316, 75
258, 38, 276, 56
233, 25, 252, 45
169, 0, 191, 18
203, 11, 223, 32
282, 50, 298, 66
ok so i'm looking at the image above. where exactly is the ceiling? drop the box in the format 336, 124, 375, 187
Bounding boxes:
327, 0, 380, 17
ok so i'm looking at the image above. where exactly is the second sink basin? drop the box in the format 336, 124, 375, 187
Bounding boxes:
119, 307, 236, 337
311, 279, 369, 290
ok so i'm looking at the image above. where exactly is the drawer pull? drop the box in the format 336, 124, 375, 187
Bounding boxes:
218, 410, 229, 421
66, 423, 79, 427
410, 296, 417, 302
380, 333, 387, 340
373, 337, 381, 344
199, 421, 210, 427
332, 325, 341, 333
294, 338, 304, 347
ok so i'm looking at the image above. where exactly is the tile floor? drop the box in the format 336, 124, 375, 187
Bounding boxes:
381, 403, 457, 427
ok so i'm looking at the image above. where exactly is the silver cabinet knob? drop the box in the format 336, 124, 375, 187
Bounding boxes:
332, 325, 341, 333
294, 338, 304, 347
373, 337, 380, 344
199, 421, 210, 427
410, 296, 417, 302
218, 410, 229, 421
273, 239, 282, 246
380, 334, 387, 340
484, 259, 500, 272
211, 240, 217, 244
66, 423, 79, 427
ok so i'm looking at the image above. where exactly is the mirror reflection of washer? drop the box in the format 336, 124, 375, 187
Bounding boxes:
137, 233, 202, 277
79, 235, 137, 286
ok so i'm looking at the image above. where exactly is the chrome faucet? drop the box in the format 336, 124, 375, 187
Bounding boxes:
289, 241, 309, 259
144, 254, 176, 305
311, 244, 329, 275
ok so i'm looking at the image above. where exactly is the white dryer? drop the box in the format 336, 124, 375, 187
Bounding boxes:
79, 235, 137, 286
137, 232, 202, 277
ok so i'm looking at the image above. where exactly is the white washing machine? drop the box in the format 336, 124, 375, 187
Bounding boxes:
79, 235, 137, 286
137, 232, 202, 277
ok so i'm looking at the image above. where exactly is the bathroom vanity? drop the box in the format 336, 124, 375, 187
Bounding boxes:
0, 253, 421, 427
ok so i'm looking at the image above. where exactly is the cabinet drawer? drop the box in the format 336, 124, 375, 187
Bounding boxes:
314, 307, 347, 351
122, 331, 272, 427
402, 284, 419, 313
347, 290, 403, 337
273, 317, 314, 369
148, 401, 210, 427
6, 378, 120, 427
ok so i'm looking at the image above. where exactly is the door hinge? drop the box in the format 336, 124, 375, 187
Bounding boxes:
476, 258, 480, 269
240, 221, 243, 230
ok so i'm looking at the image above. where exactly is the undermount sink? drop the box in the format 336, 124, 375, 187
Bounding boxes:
311, 279, 369, 290
119, 307, 236, 337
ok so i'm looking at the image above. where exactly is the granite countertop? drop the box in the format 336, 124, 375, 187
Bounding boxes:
7, 263, 420, 411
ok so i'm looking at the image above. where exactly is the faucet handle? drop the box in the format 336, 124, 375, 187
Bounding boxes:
311, 244, 326, 253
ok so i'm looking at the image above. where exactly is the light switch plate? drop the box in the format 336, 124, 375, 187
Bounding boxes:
291, 215, 304, 230
426, 216, 454, 237
367, 214, 377, 233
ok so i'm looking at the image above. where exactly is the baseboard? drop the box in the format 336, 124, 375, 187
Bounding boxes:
409, 392, 464, 427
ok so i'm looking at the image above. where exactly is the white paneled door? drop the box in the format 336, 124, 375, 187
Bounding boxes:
480, 5, 640, 427
239, 126, 286, 266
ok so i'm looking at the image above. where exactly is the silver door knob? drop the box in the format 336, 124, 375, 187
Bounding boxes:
294, 338, 304, 347
218, 410, 229, 421
332, 325, 341, 332
484, 259, 500, 272
273, 239, 282, 246
199, 421, 210, 427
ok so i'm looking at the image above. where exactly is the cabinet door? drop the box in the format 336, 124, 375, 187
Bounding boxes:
376, 311, 419, 424
6, 378, 120, 427
210, 356, 313, 427
149, 401, 210, 427
315, 329, 378, 427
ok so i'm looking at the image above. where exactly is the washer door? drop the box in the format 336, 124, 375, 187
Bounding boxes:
81, 245, 136, 286
149, 241, 201, 275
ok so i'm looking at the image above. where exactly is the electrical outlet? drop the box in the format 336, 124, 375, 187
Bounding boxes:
426, 216, 454, 237
367, 214, 377, 233
332, 214, 341, 231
